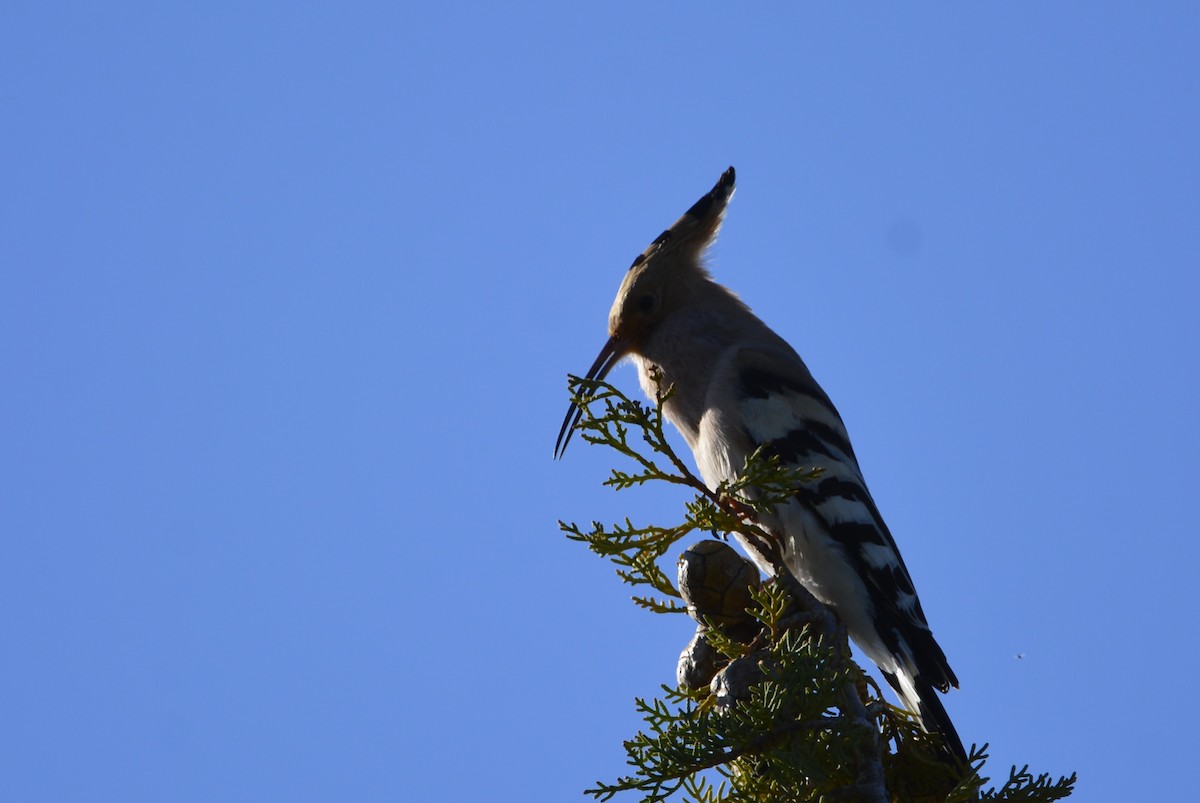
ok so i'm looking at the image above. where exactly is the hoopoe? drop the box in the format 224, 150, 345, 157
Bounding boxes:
555, 167, 966, 764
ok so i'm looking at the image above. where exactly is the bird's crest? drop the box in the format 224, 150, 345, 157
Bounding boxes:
606, 166, 739, 347
626, 166, 736, 274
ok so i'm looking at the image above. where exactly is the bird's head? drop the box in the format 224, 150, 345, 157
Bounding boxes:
555, 167, 736, 458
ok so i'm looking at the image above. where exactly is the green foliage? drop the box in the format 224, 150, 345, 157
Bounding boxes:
558, 374, 1076, 803
589, 630, 863, 802
978, 761, 1077, 802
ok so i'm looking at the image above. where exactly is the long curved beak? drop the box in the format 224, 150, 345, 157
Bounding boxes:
554, 335, 628, 459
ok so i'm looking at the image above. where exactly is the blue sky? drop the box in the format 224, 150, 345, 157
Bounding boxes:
3, 3, 1198, 801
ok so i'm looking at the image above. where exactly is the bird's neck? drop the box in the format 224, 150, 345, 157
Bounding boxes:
633, 282, 761, 448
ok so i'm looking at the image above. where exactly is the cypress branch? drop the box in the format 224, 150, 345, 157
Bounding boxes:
559, 374, 1076, 802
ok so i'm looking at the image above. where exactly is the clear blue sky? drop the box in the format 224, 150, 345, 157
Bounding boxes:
3, 4, 1197, 801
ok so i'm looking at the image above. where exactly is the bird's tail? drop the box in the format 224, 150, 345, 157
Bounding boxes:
887, 667, 968, 766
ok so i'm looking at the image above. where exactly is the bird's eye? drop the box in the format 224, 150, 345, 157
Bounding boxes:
638, 293, 658, 312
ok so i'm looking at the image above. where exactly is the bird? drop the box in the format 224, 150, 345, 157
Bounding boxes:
554, 166, 966, 764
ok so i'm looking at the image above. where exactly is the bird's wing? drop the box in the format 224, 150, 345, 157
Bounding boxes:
722, 346, 965, 761
728, 346, 958, 690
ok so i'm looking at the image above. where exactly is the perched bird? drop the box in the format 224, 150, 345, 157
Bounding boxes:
555, 167, 966, 764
